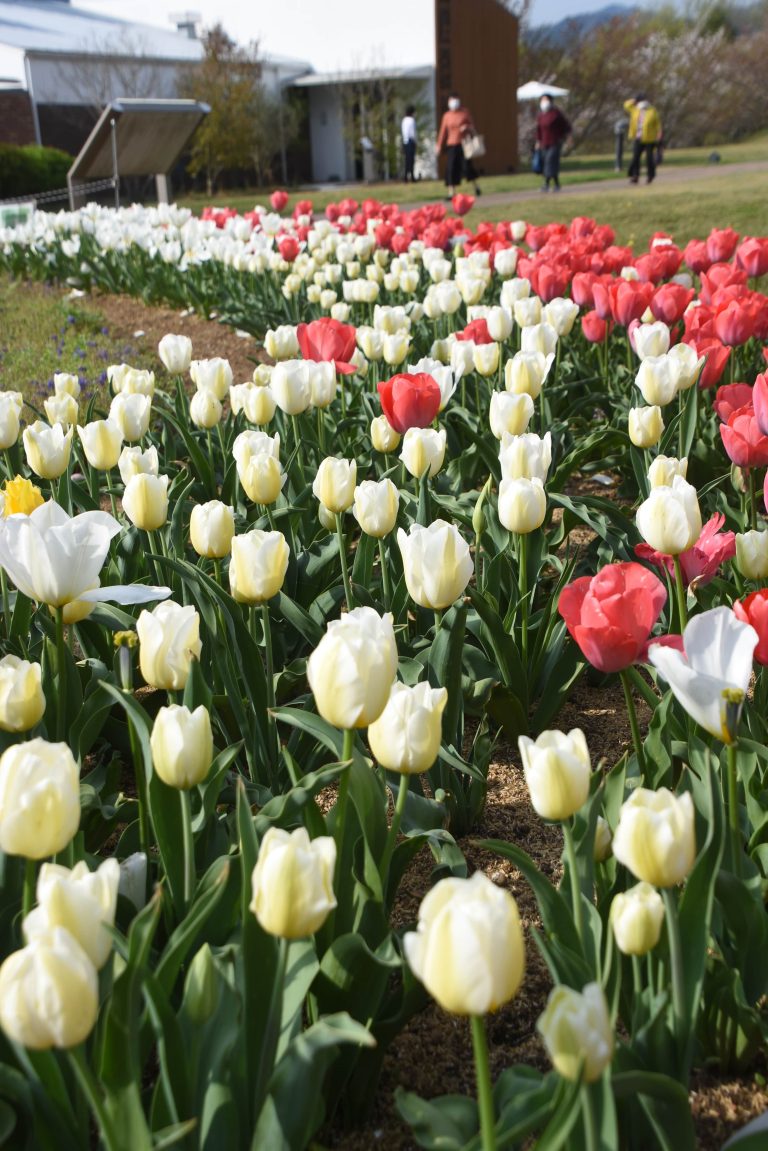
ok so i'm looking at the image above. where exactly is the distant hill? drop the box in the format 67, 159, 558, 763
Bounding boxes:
529, 5, 641, 46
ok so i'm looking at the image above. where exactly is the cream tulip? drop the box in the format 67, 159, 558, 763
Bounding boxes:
43, 393, 78, 429
0, 655, 45, 732
229, 530, 290, 603
498, 477, 547, 534
647, 455, 688, 489
238, 454, 286, 505
150, 704, 213, 789
668, 342, 705, 391
77, 419, 123, 471
518, 728, 591, 821
521, 323, 558, 356
400, 427, 447, 480
628, 404, 664, 449
312, 457, 356, 514
633, 321, 670, 360
189, 500, 235, 558
189, 389, 222, 429
514, 297, 542, 328
242, 384, 277, 425
486, 306, 514, 342
22, 421, 73, 480
250, 826, 337, 939
0, 392, 22, 450
610, 882, 665, 956
137, 601, 202, 691
473, 342, 500, 378
397, 519, 473, 610
52, 373, 80, 399
23, 859, 120, 969
368, 682, 447, 774
499, 431, 552, 483
118, 368, 155, 397
190, 358, 232, 400
537, 983, 613, 1082
636, 475, 702, 555
158, 333, 193, 374
306, 606, 398, 729
122, 473, 169, 531
735, 529, 768, 580
371, 414, 401, 453
403, 871, 525, 1015
118, 444, 158, 485
264, 325, 299, 360
0, 738, 80, 859
612, 788, 696, 888
505, 351, 554, 399
271, 360, 312, 415
382, 332, 411, 367
494, 247, 519, 277
352, 478, 399, 538
0, 928, 98, 1049
543, 298, 579, 337
500, 277, 531, 308
109, 393, 152, 443
635, 357, 680, 407
489, 391, 535, 440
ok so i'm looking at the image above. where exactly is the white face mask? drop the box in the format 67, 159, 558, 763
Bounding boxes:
540, 100, 551, 112
448, 98, 461, 111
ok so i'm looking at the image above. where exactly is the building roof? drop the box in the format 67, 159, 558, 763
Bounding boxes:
0, 0, 202, 59
292, 63, 432, 87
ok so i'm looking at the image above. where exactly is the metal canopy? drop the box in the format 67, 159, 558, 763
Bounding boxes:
67, 98, 209, 208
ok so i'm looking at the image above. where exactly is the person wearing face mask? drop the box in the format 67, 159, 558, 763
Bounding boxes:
436, 93, 481, 200
535, 94, 572, 193
624, 94, 662, 184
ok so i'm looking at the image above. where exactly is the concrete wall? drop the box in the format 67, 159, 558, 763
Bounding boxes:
27, 54, 186, 106
306, 86, 352, 183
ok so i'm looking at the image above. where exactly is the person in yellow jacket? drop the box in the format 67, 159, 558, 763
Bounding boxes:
624, 95, 662, 184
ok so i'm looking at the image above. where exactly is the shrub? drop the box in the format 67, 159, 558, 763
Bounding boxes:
0, 145, 72, 199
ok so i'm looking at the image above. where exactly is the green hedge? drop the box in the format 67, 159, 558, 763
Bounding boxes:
0, 145, 72, 199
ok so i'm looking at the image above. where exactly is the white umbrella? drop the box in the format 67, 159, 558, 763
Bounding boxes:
517, 81, 570, 102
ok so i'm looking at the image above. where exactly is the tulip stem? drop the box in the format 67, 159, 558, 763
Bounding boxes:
727, 742, 742, 876
254, 936, 290, 1117
54, 605, 66, 742
517, 532, 529, 670
380, 775, 410, 895
262, 602, 280, 773
619, 669, 647, 778
747, 468, 758, 532
22, 857, 36, 919
581, 1084, 599, 1151
331, 729, 355, 934
179, 788, 196, 909
562, 821, 584, 945
316, 405, 326, 455
470, 1015, 497, 1151
672, 556, 688, 632
0, 568, 9, 640
291, 416, 305, 487
68, 1045, 121, 1151
336, 513, 354, 612
377, 538, 392, 611
124, 689, 151, 899
661, 887, 689, 1080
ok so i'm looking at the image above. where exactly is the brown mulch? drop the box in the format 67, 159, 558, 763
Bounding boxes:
67, 288, 768, 1149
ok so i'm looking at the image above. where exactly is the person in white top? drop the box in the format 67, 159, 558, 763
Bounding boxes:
401, 104, 417, 182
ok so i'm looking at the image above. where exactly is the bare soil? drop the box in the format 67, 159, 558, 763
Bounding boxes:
66, 288, 768, 1150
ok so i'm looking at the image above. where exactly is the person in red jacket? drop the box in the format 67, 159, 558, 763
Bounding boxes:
436, 93, 481, 199
535, 94, 572, 192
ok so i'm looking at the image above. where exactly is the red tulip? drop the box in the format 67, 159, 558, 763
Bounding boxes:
377, 373, 441, 434
530, 262, 572, 303
700, 263, 748, 305
571, 272, 599, 309
753, 372, 768, 435
650, 283, 695, 326
581, 310, 611, 343
736, 237, 768, 278
270, 190, 289, 213
685, 337, 730, 389
558, 562, 667, 673
713, 299, 756, 347
452, 194, 475, 217
277, 235, 301, 262
706, 227, 740, 264
296, 317, 357, 375
713, 383, 753, 423
720, 404, 768, 468
734, 590, 768, 664
635, 514, 735, 588
683, 240, 712, 275
292, 199, 313, 220
456, 318, 493, 345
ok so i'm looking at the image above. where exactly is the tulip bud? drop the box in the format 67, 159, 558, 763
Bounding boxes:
250, 826, 337, 938
77, 419, 123, 471
0, 738, 80, 858
368, 682, 447, 774
151, 704, 213, 789
118, 444, 159, 485
44, 393, 78, 429
229, 530, 290, 603
593, 816, 613, 863
239, 454, 286, 505
500, 276, 531, 308
628, 405, 664, 449
612, 787, 696, 887
22, 421, 73, 480
137, 601, 202, 691
189, 389, 222, 429
358, 327, 384, 361
735, 530, 768, 580
23, 859, 120, 969
494, 247, 519, 278
158, 333, 193, 374
190, 358, 232, 400
610, 882, 665, 956
264, 325, 299, 361
317, 502, 336, 531
352, 478, 399, 538
404, 871, 525, 1015
0, 928, 98, 1049
537, 983, 613, 1082
122, 473, 169, 531
382, 332, 411, 367
636, 476, 702, 555
109, 393, 152, 442
647, 454, 688, 489
53, 373, 80, 399
473, 342, 500, 378
0, 392, 22, 450
312, 457, 356, 514
499, 431, 551, 483
371, 414, 401, 454
118, 852, 147, 910
0, 655, 46, 732
190, 500, 235, 558
489, 391, 535, 440
400, 427, 447, 479
184, 943, 219, 1024
498, 476, 547, 534
397, 520, 473, 610
518, 728, 590, 821
307, 606, 397, 729
117, 368, 155, 397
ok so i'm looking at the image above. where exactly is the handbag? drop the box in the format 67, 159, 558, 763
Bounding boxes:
531, 148, 543, 175
462, 133, 486, 161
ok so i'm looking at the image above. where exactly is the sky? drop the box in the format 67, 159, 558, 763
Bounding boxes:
73, 0, 641, 72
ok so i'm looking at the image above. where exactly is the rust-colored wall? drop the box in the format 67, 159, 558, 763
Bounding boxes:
0, 91, 36, 146
434, 0, 519, 176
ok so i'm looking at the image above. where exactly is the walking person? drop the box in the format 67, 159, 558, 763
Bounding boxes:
535, 93, 572, 192
625, 94, 662, 185
401, 104, 417, 183
436, 93, 481, 199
